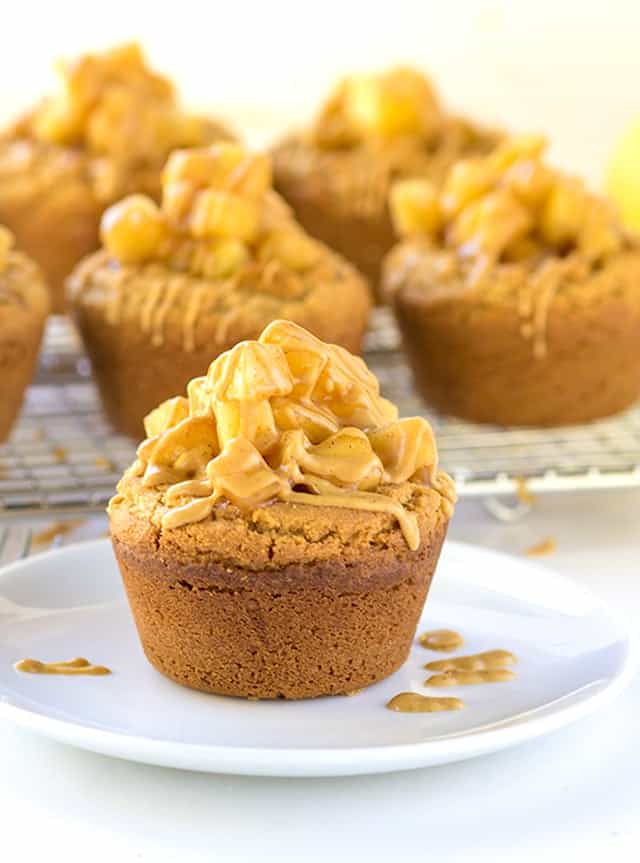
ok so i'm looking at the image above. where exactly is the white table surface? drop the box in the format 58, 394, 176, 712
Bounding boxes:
1, 488, 639, 863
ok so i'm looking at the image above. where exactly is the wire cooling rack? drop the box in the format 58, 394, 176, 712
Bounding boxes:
0, 311, 638, 517
0, 382, 135, 514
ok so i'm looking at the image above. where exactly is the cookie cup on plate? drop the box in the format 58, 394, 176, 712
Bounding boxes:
109, 319, 454, 699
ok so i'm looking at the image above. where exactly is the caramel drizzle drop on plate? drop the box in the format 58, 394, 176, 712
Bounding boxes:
386, 692, 465, 713
418, 629, 464, 652
425, 668, 516, 687
14, 657, 111, 676
31, 520, 84, 547
525, 537, 557, 557
425, 649, 517, 672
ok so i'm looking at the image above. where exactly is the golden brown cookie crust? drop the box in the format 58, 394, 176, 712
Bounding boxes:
110, 477, 449, 698
384, 241, 640, 426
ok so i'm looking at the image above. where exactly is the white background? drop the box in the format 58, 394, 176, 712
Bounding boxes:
2, 0, 639, 185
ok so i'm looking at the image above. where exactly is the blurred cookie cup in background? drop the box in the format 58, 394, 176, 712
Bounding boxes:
0, 227, 49, 440
382, 136, 640, 426
272, 67, 499, 297
68, 144, 371, 438
0, 43, 233, 311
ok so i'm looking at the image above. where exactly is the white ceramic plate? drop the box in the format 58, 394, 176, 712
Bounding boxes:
0, 539, 634, 777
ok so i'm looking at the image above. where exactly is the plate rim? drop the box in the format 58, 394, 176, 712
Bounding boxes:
0, 539, 636, 777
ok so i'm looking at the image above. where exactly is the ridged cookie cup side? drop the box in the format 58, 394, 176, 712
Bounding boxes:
0, 43, 235, 313
384, 242, 640, 427
109, 480, 449, 699
0, 140, 101, 313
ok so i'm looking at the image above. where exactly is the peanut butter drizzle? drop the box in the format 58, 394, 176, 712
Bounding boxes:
419, 629, 464, 652
164, 478, 211, 505
151, 275, 184, 347
425, 649, 517, 672
525, 537, 557, 557
517, 285, 533, 327
334, 158, 391, 220
213, 300, 242, 346
287, 489, 420, 550
479, 253, 562, 361
182, 284, 208, 352
116, 320, 455, 550
14, 657, 111, 676
0, 226, 14, 274
426, 668, 516, 686
139, 277, 166, 338
529, 264, 562, 359
32, 520, 83, 547
433, 472, 456, 516
515, 477, 535, 506
106, 269, 127, 326
387, 692, 464, 713
162, 495, 216, 529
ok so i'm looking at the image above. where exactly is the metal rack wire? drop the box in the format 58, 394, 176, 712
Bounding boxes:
0, 382, 135, 514
0, 312, 638, 517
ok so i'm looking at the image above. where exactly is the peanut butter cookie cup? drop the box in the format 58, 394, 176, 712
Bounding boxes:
0, 227, 49, 440
0, 43, 232, 311
272, 67, 498, 296
383, 136, 640, 426
109, 320, 455, 699
69, 144, 371, 439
